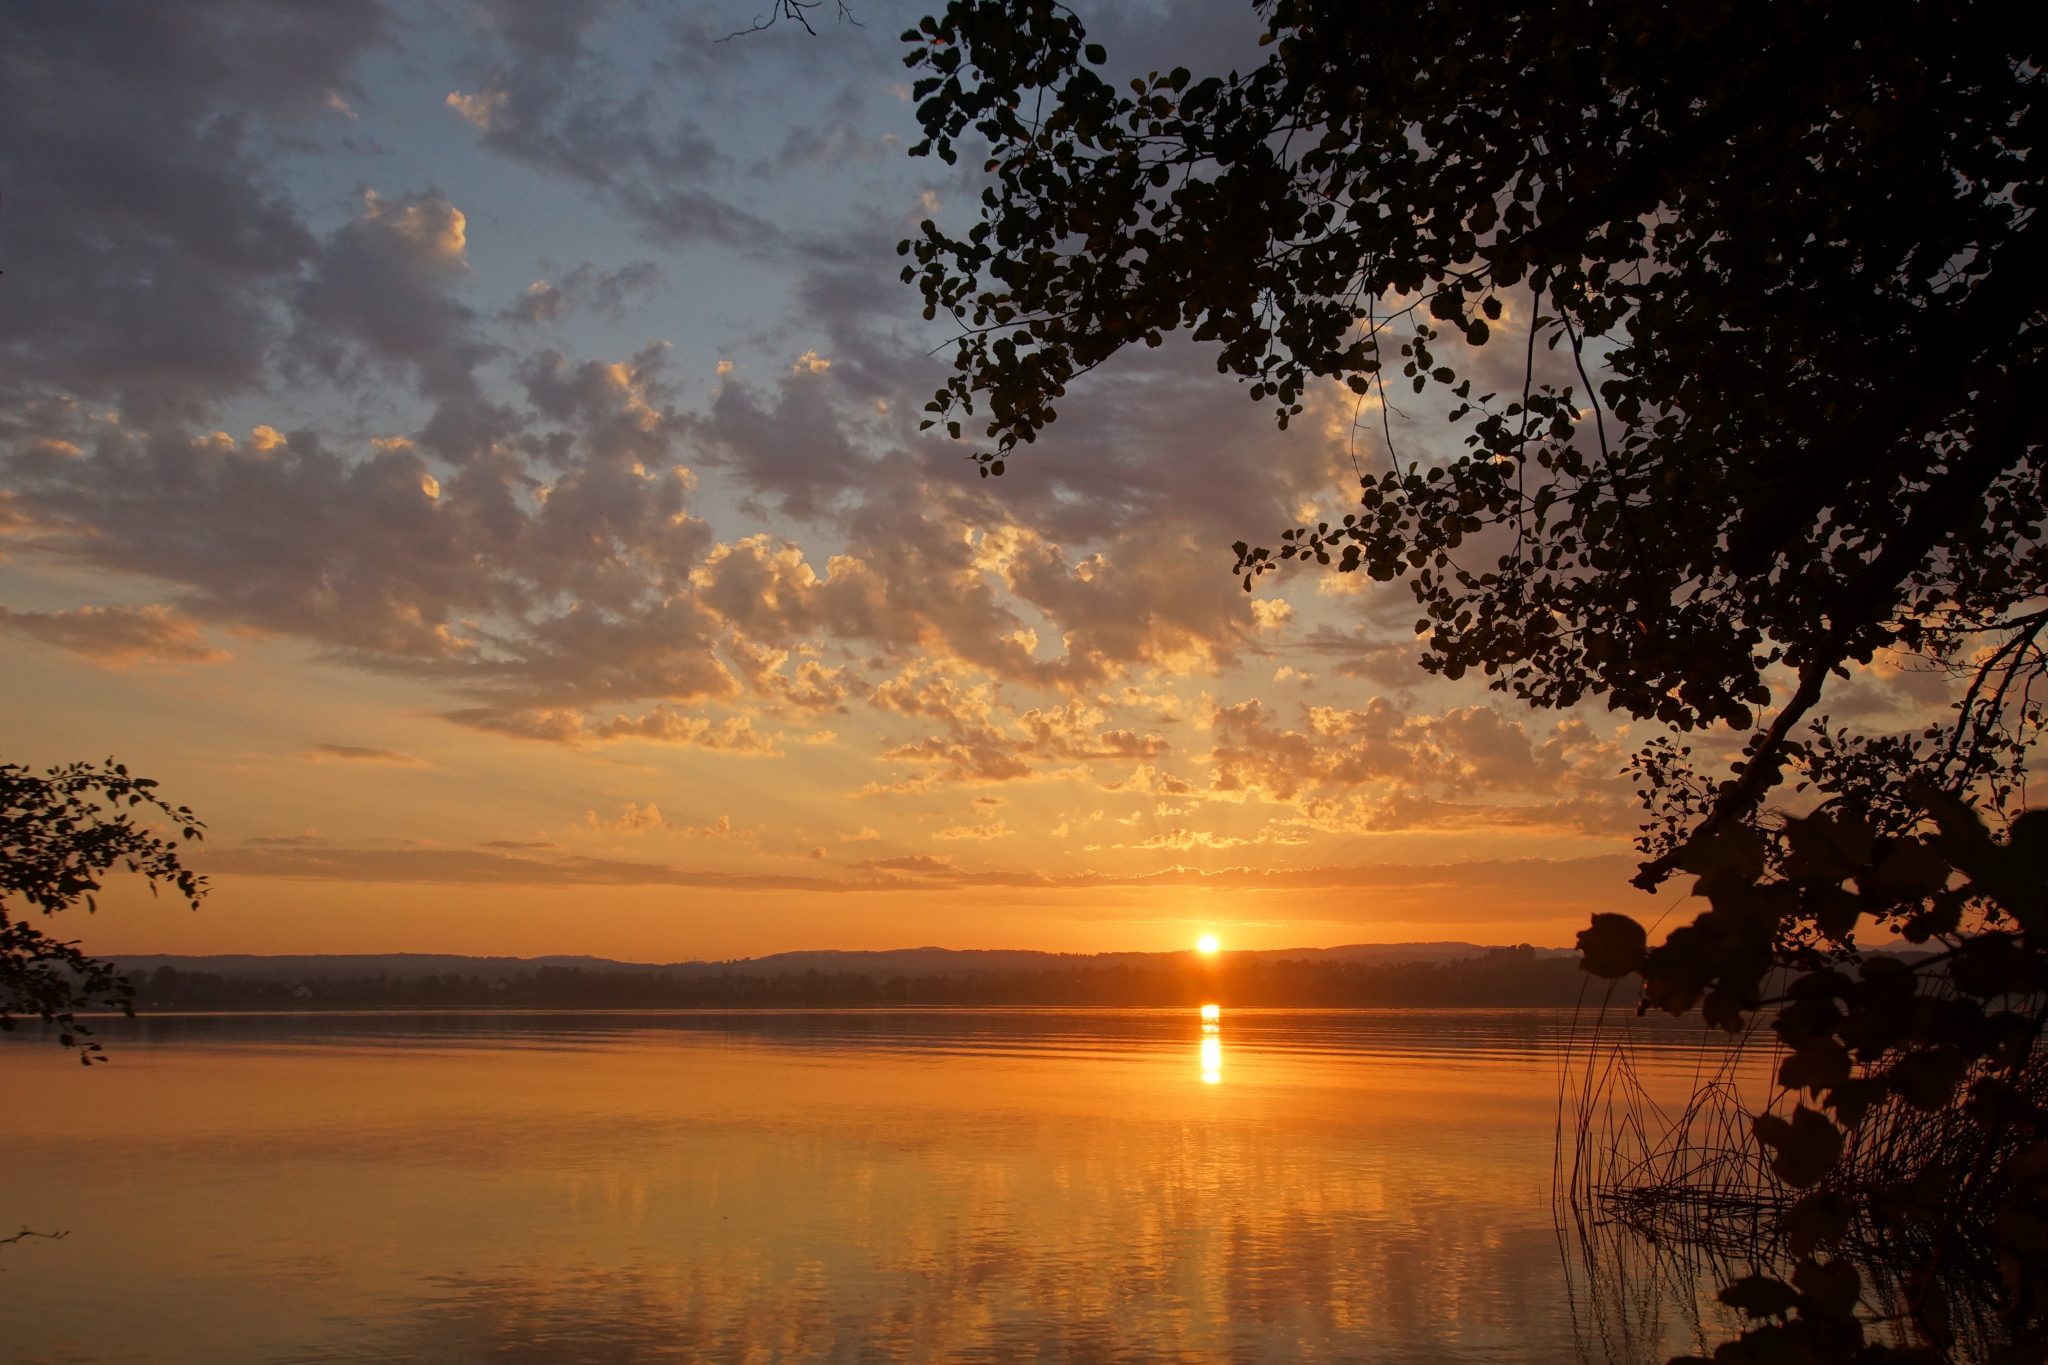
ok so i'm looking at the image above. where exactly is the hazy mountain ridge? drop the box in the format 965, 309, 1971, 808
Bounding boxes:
107, 942, 1573, 982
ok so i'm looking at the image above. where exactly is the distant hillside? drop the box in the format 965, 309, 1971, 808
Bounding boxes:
106, 943, 1595, 1011
106, 941, 1569, 983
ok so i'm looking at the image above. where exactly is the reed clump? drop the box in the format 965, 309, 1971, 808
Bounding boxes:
1567, 1026, 2044, 1361
1562, 792, 2048, 1362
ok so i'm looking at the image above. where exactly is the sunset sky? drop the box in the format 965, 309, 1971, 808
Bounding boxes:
0, 0, 1950, 960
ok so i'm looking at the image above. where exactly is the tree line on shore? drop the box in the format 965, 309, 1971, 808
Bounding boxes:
123, 944, 1604, 1011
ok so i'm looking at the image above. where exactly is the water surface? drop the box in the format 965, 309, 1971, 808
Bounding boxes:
1, 1008, 1746, 1363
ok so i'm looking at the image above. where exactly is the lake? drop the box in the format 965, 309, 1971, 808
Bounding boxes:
1, 1008, 1753, 1363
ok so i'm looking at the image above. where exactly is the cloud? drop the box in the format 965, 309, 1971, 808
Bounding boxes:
932, 819, 1012, 841
687, 364, 875, 520
0, 603, 227, 668
1204, 697, 1633, 833
1298, 622, 1418, 687
3, 345, 744, 733
1100, 764, 1196, 797
0, 316, 1341, 742
502, 261, 663, 326
851, 853, 954, 874
0, 2, 388, 417
288, 189, 491, 406
207, 843, 850, 890
1250, 598, 1294, 631
303, 743, 426, 766
581, 804, 736, 838
445, 706, 773, 751
198, 842, 1646, 923
583, 801, 667, 833
445, 0, 774, 248
751, 85, 895, 175
0, 0, 1668, 892
862, 662, 1174, 787
720, 636, 855, 714
10, 423, 510, 661
1087, 826, 1307, 852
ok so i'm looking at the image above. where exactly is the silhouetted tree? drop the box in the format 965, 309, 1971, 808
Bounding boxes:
897, 2, 2044, 1357
2, 759, 206, 1061
902, 0, 2041, 862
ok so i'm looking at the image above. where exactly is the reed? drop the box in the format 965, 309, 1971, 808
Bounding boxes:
1557, 981, 2046, 1360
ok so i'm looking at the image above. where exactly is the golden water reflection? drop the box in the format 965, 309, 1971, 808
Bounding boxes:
0, 1009, 1756, 1363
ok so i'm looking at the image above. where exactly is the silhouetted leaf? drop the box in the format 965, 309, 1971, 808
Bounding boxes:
1719, 1274, 1799, 1319
1575, 913, 1646, 978
1782, 813, 1874, 886
1753, 1107, 1843, 1188
1791, 1257, 1860, 1322
1782, 1191, 1853, 1257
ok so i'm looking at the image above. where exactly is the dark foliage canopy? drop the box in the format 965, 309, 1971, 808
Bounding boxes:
1, 759, 206, 1061
897, 2, 2046, 1355
900, 0, 2045, 884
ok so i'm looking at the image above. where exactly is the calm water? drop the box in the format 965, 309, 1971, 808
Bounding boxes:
0, 1008, 1750, 1363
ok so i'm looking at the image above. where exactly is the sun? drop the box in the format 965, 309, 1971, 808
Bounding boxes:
1196, 933, 1220, 956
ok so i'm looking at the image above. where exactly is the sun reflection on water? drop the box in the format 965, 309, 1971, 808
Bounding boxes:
1199, 1005, 1222, 1084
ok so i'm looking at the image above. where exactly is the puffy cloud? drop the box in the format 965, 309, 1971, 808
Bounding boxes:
1290, 790, 1637, 838
445, 0, 773, 248
863, 663, 1173, 787
444, 88, 507, 129
578, 805, 735, 838
3, 342, 740, 735
502, 261, 663, 326
1205, 697, 1632, 833
688, 530, 1051, 687
1250, 598, 1294, 631
11, 423, 505, 660
684, 326, 1324, 689
7, 368, 1289, 762
687, 364, 875, 521
720, 636, 854, 713
286, 189, 491, 413
0, 602, 226, 669
1100, 765, 1197, 797
932, 819, 1012, 841
584, 801, 668, 833
0, 2, 388, 417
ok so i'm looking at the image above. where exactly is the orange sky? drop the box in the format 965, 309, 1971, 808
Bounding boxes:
0, 2, 1950, 961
